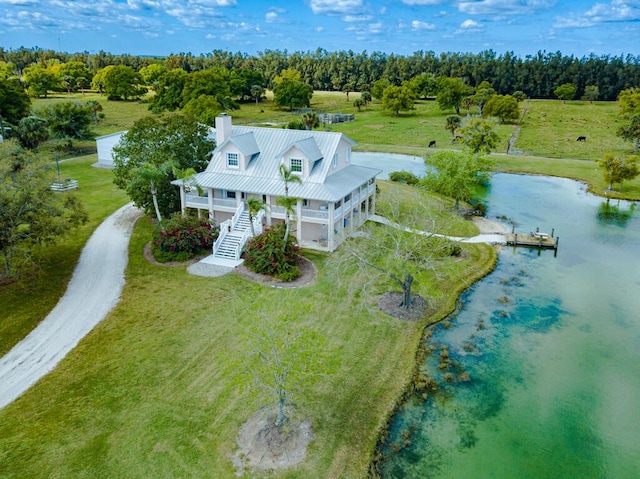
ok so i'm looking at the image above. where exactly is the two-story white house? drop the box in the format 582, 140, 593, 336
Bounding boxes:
173, 113, 380, 257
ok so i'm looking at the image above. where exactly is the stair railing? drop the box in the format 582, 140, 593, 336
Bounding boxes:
213, 219, 231, 256
230, 202, 246, 230
234, 228, 253, 259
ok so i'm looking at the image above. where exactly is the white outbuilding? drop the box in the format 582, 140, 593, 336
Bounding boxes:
95, 131, 126, 168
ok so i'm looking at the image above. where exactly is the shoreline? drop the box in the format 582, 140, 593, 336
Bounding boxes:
370, 229, 500, 477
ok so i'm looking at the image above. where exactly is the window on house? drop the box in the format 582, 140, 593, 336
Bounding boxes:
226, 152, 239, 168
346, 147, 351, 163
332, 152, 338, 168
344, 193, 351, 202
302, 199, 309, 207
225, 190, 236, 199
290, 157, 303, 174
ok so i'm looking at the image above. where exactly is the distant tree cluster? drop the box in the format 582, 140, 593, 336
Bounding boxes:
1, 47, 640, 101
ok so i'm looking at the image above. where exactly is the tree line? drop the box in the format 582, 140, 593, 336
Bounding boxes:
2, 46, 640, 101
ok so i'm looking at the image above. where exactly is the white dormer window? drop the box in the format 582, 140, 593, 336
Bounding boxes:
226, 152, 239, 168
332, 152, 338, 168
290, 157, 303, 174
346, 147, 351, 163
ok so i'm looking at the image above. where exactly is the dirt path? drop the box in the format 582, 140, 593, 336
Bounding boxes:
369, 214, 509, 245
0, 203, 141, 409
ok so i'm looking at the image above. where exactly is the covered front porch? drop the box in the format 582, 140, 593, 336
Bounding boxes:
178, 179, 377, 252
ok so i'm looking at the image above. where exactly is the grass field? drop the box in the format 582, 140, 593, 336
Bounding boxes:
0, 180, 495, 478
1, 90, 637, 477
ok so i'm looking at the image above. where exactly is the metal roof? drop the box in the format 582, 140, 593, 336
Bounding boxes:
226, 132, 260, 157
276, 137, 323, 163
174, 124, 378, 202
184, 164, 379, 202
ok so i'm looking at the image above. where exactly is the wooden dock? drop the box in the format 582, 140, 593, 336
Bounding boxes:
505, 228, 559, 251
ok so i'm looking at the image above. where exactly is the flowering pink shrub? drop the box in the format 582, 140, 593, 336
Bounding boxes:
243, 222, 300, 281
151, 215, 218, 262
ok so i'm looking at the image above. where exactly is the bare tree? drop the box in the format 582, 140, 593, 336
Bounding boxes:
245, 308, 330, 428
329, 194, 460, 310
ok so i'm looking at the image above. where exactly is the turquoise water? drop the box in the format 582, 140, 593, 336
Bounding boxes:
380, 174, 640, 479
352, 152, 425, 180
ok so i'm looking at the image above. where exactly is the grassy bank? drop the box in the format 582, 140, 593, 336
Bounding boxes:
0, 181, 496, 478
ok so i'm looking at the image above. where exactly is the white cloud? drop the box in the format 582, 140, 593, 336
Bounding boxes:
0, 0, 39, 5
368, 21, 383, 33
584, 0, 640, 22
460, 19, 480, 28
401, 0, 445, 5
309, 0, 363, 15
344, 14, 373, 22
265, 11, 279, 23
411, 19, 436, 30
458, 0, 556, 15
554, 0, 640, 29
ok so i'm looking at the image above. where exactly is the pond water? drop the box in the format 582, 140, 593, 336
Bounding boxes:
352, 152, 425, 179
378, 173, 640, 479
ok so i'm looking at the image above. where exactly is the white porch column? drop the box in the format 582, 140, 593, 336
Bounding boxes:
296, 199, 302, 243
207, 188, 214, 221
371, 181, 377, 215
364, 185, 370, 218
180, 184, 186, 217
266, 195, 272, 226
328, 201, 335, 250
349, 192, 354, 233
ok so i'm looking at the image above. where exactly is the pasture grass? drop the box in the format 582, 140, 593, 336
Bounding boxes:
0, 183, 496, 478
0, 155, 128, 356
515, 99, 628, 160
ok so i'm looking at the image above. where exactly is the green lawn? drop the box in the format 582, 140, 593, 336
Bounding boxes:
0, 182, 495, 478
1, 91, 638, 478
0, 156, 128, 357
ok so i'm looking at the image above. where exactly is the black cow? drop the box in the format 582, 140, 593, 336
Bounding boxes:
577, 136, 586, 142
428, 140, 436, 148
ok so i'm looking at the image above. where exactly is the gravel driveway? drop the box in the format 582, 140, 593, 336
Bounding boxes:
0, 203, 141, 409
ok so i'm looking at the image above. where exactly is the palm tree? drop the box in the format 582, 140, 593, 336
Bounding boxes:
276, 196, 299, 250
445, 114, 461, 142
361, 91, 372, 106
301, 112, 319, 130
246, 197, 265, 237
131, 161, 174, 222
278, 164, 302, 250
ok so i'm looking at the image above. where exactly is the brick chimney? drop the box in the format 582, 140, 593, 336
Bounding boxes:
215, 113, 232, 146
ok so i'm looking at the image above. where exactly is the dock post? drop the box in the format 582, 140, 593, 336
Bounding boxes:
551, 228, 555, 238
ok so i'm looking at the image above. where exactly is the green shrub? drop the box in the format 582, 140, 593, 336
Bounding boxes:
152, 215, 218, 263
243, 222, 300, 281
388, 170, 420, 185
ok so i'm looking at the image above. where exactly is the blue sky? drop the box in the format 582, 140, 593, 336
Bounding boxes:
1, 0, 639, 58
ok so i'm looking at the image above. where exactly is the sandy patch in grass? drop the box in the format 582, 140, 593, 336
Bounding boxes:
233, 410, 313, 476
365, 124, 385, 129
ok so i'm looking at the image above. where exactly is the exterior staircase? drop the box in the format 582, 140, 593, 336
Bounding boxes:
213, 207, 262, 261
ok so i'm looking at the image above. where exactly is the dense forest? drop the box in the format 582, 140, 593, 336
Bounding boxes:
1, 46, 639, 101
